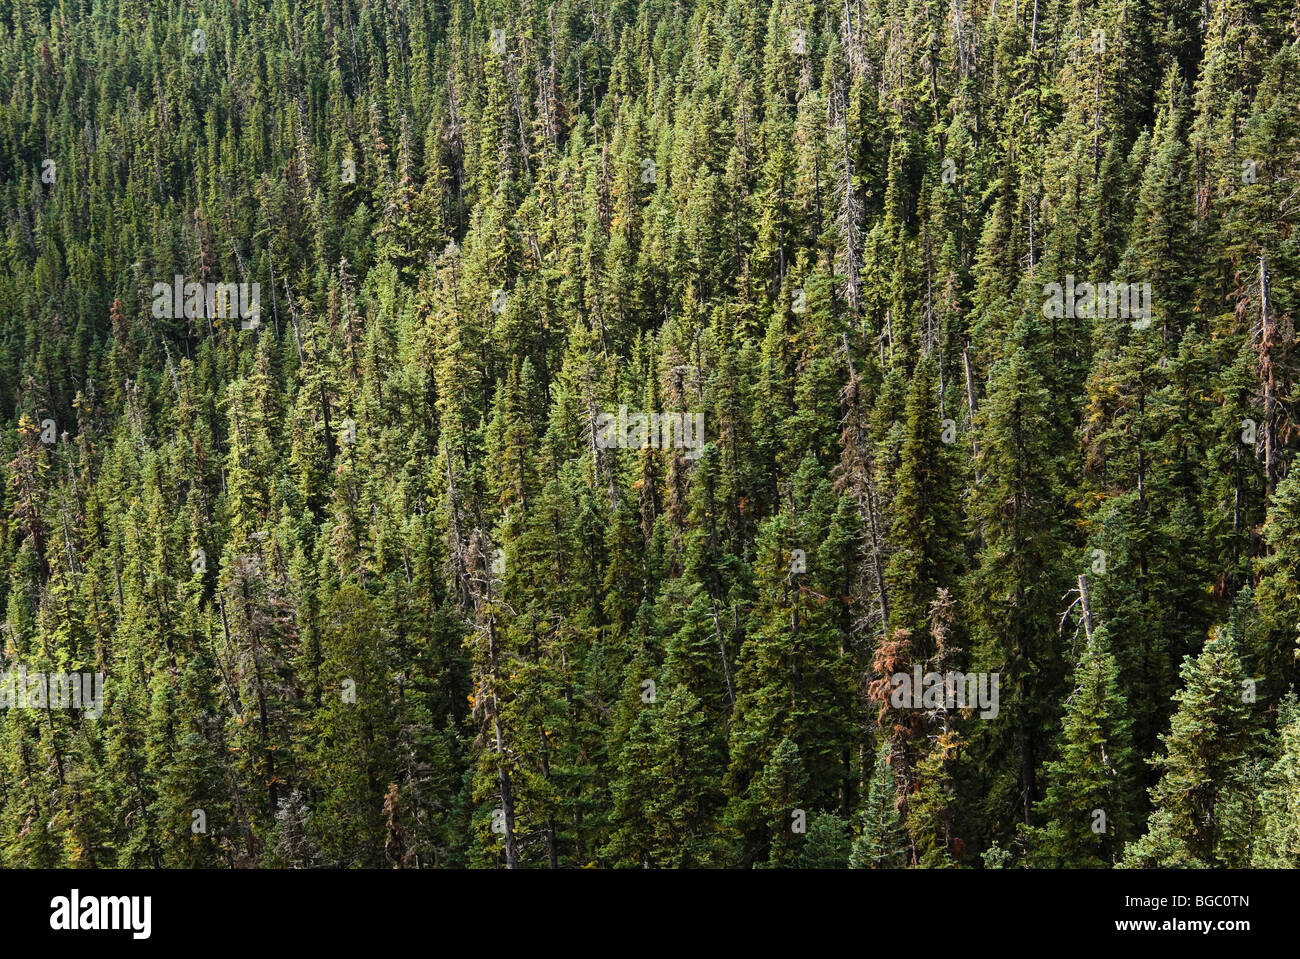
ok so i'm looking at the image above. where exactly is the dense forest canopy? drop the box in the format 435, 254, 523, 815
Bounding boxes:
0, 0, 1298, 868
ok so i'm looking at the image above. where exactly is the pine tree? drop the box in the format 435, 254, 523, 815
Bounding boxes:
1255, 695, 1300, 866
849, 743, 908, 869
1032, 626, 1135, 867
1123, 629, 1255, 866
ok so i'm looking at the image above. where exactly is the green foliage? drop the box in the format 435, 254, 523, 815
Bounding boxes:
0, 0, 1296, 871
850, 744, 908, 869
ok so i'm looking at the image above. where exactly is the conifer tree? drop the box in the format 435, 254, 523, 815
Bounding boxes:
1123, 629, 1255, 866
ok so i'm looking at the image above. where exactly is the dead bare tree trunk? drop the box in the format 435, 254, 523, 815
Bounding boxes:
1077, 573, 1095, 646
